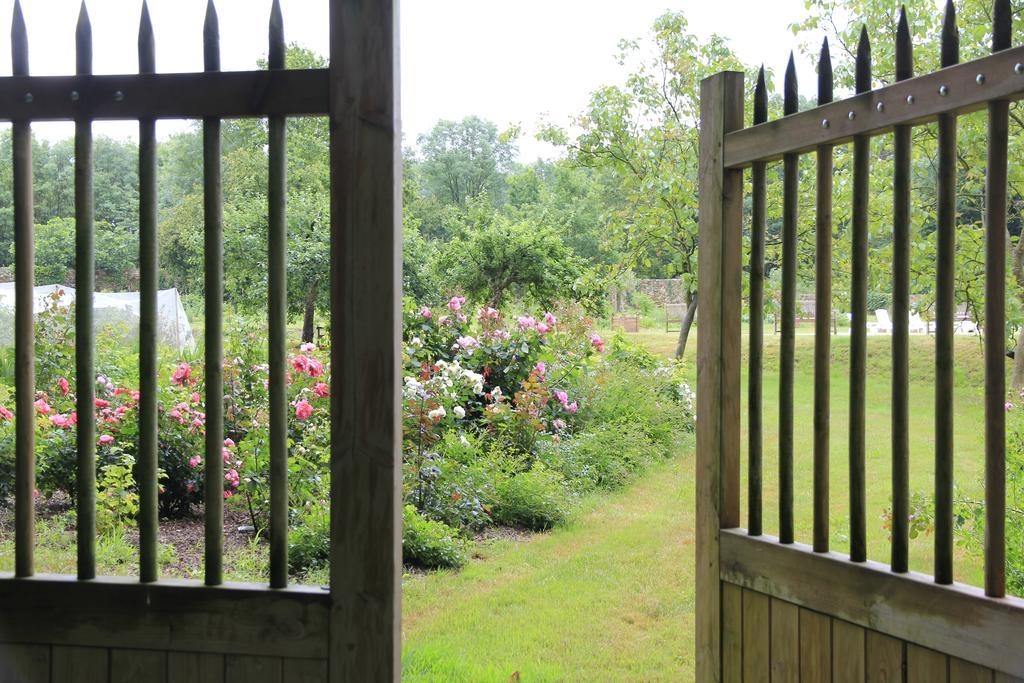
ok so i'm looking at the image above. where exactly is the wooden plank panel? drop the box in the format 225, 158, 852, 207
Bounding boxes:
722, 582, 742, 683
111, 649, 167, 683
742, 589, 770, 683
0, 575, 330, 658
720, 531, 1024, 677
772, 598, 800, 683
950, 658, 993, 683
866, 631, 903, 683
801, 608, 832, 682
168, 652, 223, 683
833, 620, 866, 682
52, 646, 108, 683
995, 673, 1024, 683
907, 644, 948, 683
0, 69, 329, 121
0, 644, 49, 683
723, 44, 1024, 166
227, 655, 282, 683
283, 659, 327, 683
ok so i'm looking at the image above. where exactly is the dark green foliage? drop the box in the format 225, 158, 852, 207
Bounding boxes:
491, 467, 570, 531
403, 505, 467, 569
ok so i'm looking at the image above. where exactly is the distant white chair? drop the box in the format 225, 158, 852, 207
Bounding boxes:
908, 312, 928, 334
955, 318, 980, 335
875, 309, 893, 334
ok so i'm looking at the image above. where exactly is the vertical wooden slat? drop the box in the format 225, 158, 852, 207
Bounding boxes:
772, 597, 800, 683
268, 0, 288, 591
934, 0, 959, 586
891, 6, 913, 574
52, 646, 108, 683
849, 26, 871, 564
866, 631, 904, 683
282, 659, 328, 683
168, 652, 224, 683
833, 619, 866, 681
74, 0, 96, 581
742, 588, 770, 683
813, 39, 834, 554
203, 0, 225, 587
227, 655, 283, 683
908, 644, 949, 683
695, 70, 745, 683
0, 644, 50, 683
12, 0, 34, 580
137, 0, 159, 584
950, 658, 993, 683
984, 0, 1010, 600
800, 607, 832, 682
748, 66, 768, 537
327, 0, 402, 679
780, 53, 798, 545
111, 649, 167, 683
723, 582, 743, 683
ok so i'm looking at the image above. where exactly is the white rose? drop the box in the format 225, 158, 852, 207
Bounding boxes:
427, 406, 446, 421
453, 406, 466, 419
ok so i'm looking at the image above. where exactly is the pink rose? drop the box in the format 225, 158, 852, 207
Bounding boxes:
95, 398, 110, 408
543, 312, 557, 326
0, 406, 12, 421
34, 399, 51, 415
58, 377, 70, 396
590, 333, 605, 352
224, 438, 235, 448
98, 435, 115, 446
313, 383, 330, 398
447, 296, 466, 312
567, 401, 579, 414
189, 455, 202, 468
171, 362, 192, 386
420, 306, 433, 319
191, 392, 202, 404
295, 400, 314, 421
306, 359, 325, 377
49, 414, 73, 428
554, 390, 569, 406
535, 361, 546, 376
292, 355, 310, 373
300, 342, 316, 352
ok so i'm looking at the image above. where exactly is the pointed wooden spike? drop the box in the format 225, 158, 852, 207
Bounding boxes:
11, 0, 28, 76
753, 65, 768, 125
269, 0, 285, 70
139, 0, 155, 74
855, 26, 871, 94
204, 0, 220, 71
818, 37, 833, 105
993, 0, 1011, 52
784, 52, 798, 116
76, 1, 92, 76
895, 5, 913, 81
941, 0, 959, 67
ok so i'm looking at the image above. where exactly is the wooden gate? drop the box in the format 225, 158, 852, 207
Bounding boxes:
697, 2, 1024, 680
0, 0, 400, 681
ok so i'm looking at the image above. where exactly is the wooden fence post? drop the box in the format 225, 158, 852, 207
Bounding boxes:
328, 0, 402, 679
696, 70, 744, 682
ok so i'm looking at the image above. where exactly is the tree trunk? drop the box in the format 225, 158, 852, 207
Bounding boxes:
301, 282, 318, 344
675, 290, 698, 359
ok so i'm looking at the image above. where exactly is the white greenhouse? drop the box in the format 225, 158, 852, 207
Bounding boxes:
0, 283, 196, 352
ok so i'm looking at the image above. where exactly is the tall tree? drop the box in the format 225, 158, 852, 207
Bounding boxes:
416, 116, 516, 207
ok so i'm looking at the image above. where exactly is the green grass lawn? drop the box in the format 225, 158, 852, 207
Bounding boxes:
603, 326, 989, 583
401, 454, 696, 681
399, 328, 993, 680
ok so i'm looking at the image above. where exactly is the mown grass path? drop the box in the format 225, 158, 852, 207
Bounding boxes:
401, 453, 695, 682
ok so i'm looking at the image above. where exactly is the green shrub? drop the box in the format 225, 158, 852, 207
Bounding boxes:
289, 506, 331, 575
403, 505, 467, 569
543, 422, 660, 493
492, 466, 571, 530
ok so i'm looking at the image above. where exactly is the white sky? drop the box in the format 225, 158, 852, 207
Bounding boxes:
0, 0, 821, 161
